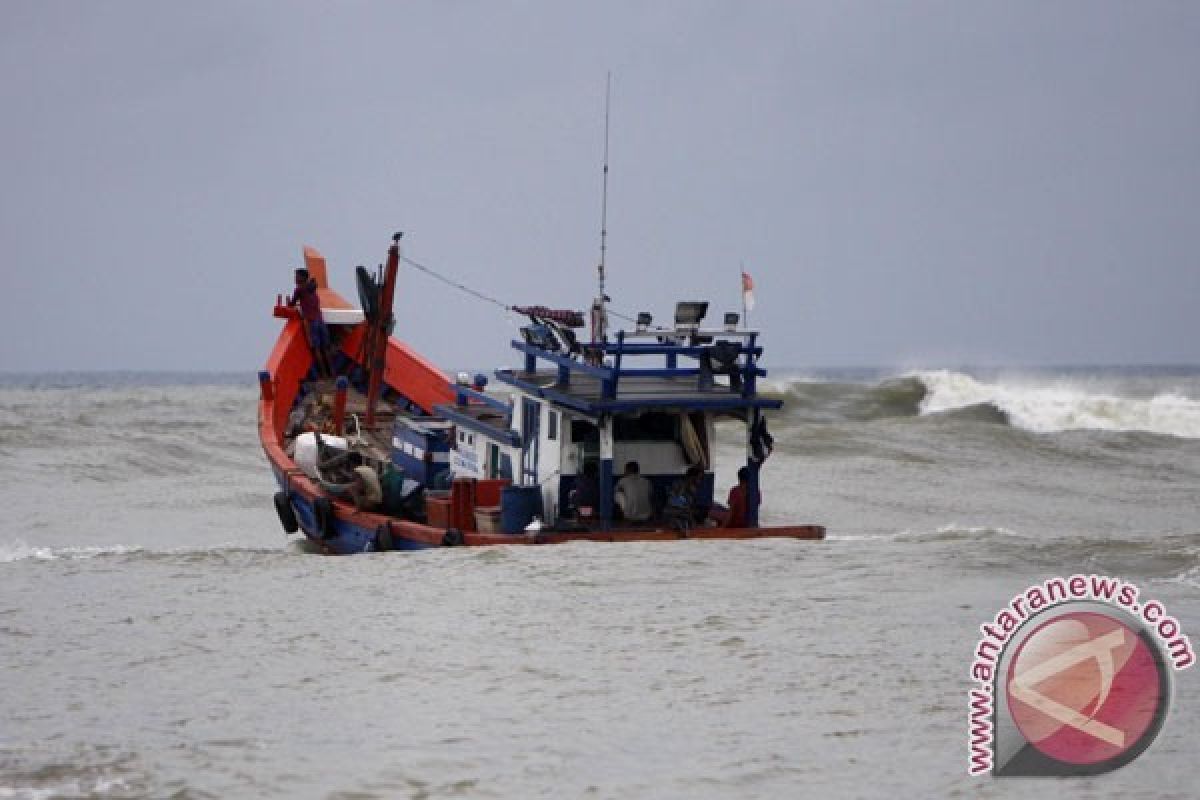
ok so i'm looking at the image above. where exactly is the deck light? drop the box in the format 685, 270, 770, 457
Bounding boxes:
674, 301, 708, 330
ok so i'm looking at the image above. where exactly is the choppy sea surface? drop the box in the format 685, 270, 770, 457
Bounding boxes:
1, 367, 1198, 799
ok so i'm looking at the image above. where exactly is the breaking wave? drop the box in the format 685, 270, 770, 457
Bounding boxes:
768, 369, 1200, 436
913, 370, 1200, 438
767, 375, 927, 422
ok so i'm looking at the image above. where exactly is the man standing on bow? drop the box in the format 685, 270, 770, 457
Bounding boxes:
289, 267, 332, 378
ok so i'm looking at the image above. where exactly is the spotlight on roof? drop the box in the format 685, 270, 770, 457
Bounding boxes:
636, 312, 653, 332
724, 312, 740, 332
674, 301, 708, 330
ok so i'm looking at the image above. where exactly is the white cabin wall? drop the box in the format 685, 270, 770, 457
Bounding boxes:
538, 406, 562, 524
450, 428, 486, 479
611, 441, 687, 475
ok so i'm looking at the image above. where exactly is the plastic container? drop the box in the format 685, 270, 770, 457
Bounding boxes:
474, 506, 502, 533
451, 477, 477, 531
426, 495, 452, 528
500, 486, 543, 534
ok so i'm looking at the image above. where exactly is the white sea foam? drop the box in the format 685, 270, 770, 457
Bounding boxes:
1163, 564, 1200, 590
0, 540, 144, 563
0, 778, 130, 800
0, 788, 59, 800
915, 370, 1200, 438
0, 541, 277, 564
888, 524, 1028, 542
0, 780, 128, 800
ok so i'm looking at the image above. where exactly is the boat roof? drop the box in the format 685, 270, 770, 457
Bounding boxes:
494, 329, 781, 417
434, 396, 522, 447
495, 369, 780, 416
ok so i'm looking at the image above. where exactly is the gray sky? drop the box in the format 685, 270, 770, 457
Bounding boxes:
2, 1, 1197, 372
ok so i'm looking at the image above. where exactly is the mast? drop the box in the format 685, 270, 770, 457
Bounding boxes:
365, 232, 403, 428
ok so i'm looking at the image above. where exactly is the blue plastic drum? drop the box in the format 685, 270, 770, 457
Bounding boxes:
500, 485, 544, 534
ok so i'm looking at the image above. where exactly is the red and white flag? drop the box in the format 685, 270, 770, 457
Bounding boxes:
741, 270, 756, 312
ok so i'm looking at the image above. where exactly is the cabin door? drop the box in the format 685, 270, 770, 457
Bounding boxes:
521, 397, 541, 484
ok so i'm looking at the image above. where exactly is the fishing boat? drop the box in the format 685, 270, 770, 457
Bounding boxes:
258, 233, 825, 552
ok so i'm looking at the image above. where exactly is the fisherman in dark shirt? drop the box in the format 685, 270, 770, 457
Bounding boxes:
570, 460, 600, 516
289, 267, 332, 377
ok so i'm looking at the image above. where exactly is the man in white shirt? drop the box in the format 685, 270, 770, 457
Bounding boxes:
614, 461, 654, 522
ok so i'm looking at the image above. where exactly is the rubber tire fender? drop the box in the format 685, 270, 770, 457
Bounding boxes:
313, 496, 337, 540
274, 491, 299, 533
375, 523, 394, 552
442, 528, 464, 547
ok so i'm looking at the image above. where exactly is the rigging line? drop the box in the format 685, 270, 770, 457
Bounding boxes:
399, 254, 511, 312
400, 252, 658, 330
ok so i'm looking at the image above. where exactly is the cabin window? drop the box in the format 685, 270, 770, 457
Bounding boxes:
571, 419, 599, 444
614, 412, 679, 441
547, 411, 559, 441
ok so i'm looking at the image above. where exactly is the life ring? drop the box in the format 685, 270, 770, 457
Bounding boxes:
375, 523, 394, 552
442, 528, 464, 547
273, 491, 299, 533
313, 496, 337, 540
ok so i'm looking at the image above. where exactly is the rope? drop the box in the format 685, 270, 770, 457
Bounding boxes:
398, 253, 656, 332
400, 255, 511, 312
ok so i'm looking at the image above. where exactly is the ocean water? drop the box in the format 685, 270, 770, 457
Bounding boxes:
1, 368, 1198, 799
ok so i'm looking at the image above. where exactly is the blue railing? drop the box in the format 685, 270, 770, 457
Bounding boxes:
509, 329, 768, 401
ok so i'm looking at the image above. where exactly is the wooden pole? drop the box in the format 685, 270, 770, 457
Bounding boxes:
366, 233, 402, 428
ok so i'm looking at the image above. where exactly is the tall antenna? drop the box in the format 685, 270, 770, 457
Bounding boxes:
591, 72, 612, 347
598, 71, 611, 300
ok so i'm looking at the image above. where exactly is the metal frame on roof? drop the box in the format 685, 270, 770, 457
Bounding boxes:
495, 328, 780, 416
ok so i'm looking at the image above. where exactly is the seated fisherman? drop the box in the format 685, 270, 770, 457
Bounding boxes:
614, 461, 653, 522
663, 465, 704, 530
570, 461, 600, 516
349, 465, 383, 511
724, 466, 761, 528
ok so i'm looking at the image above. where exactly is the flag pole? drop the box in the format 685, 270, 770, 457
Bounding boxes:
740, 261, 748, 327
